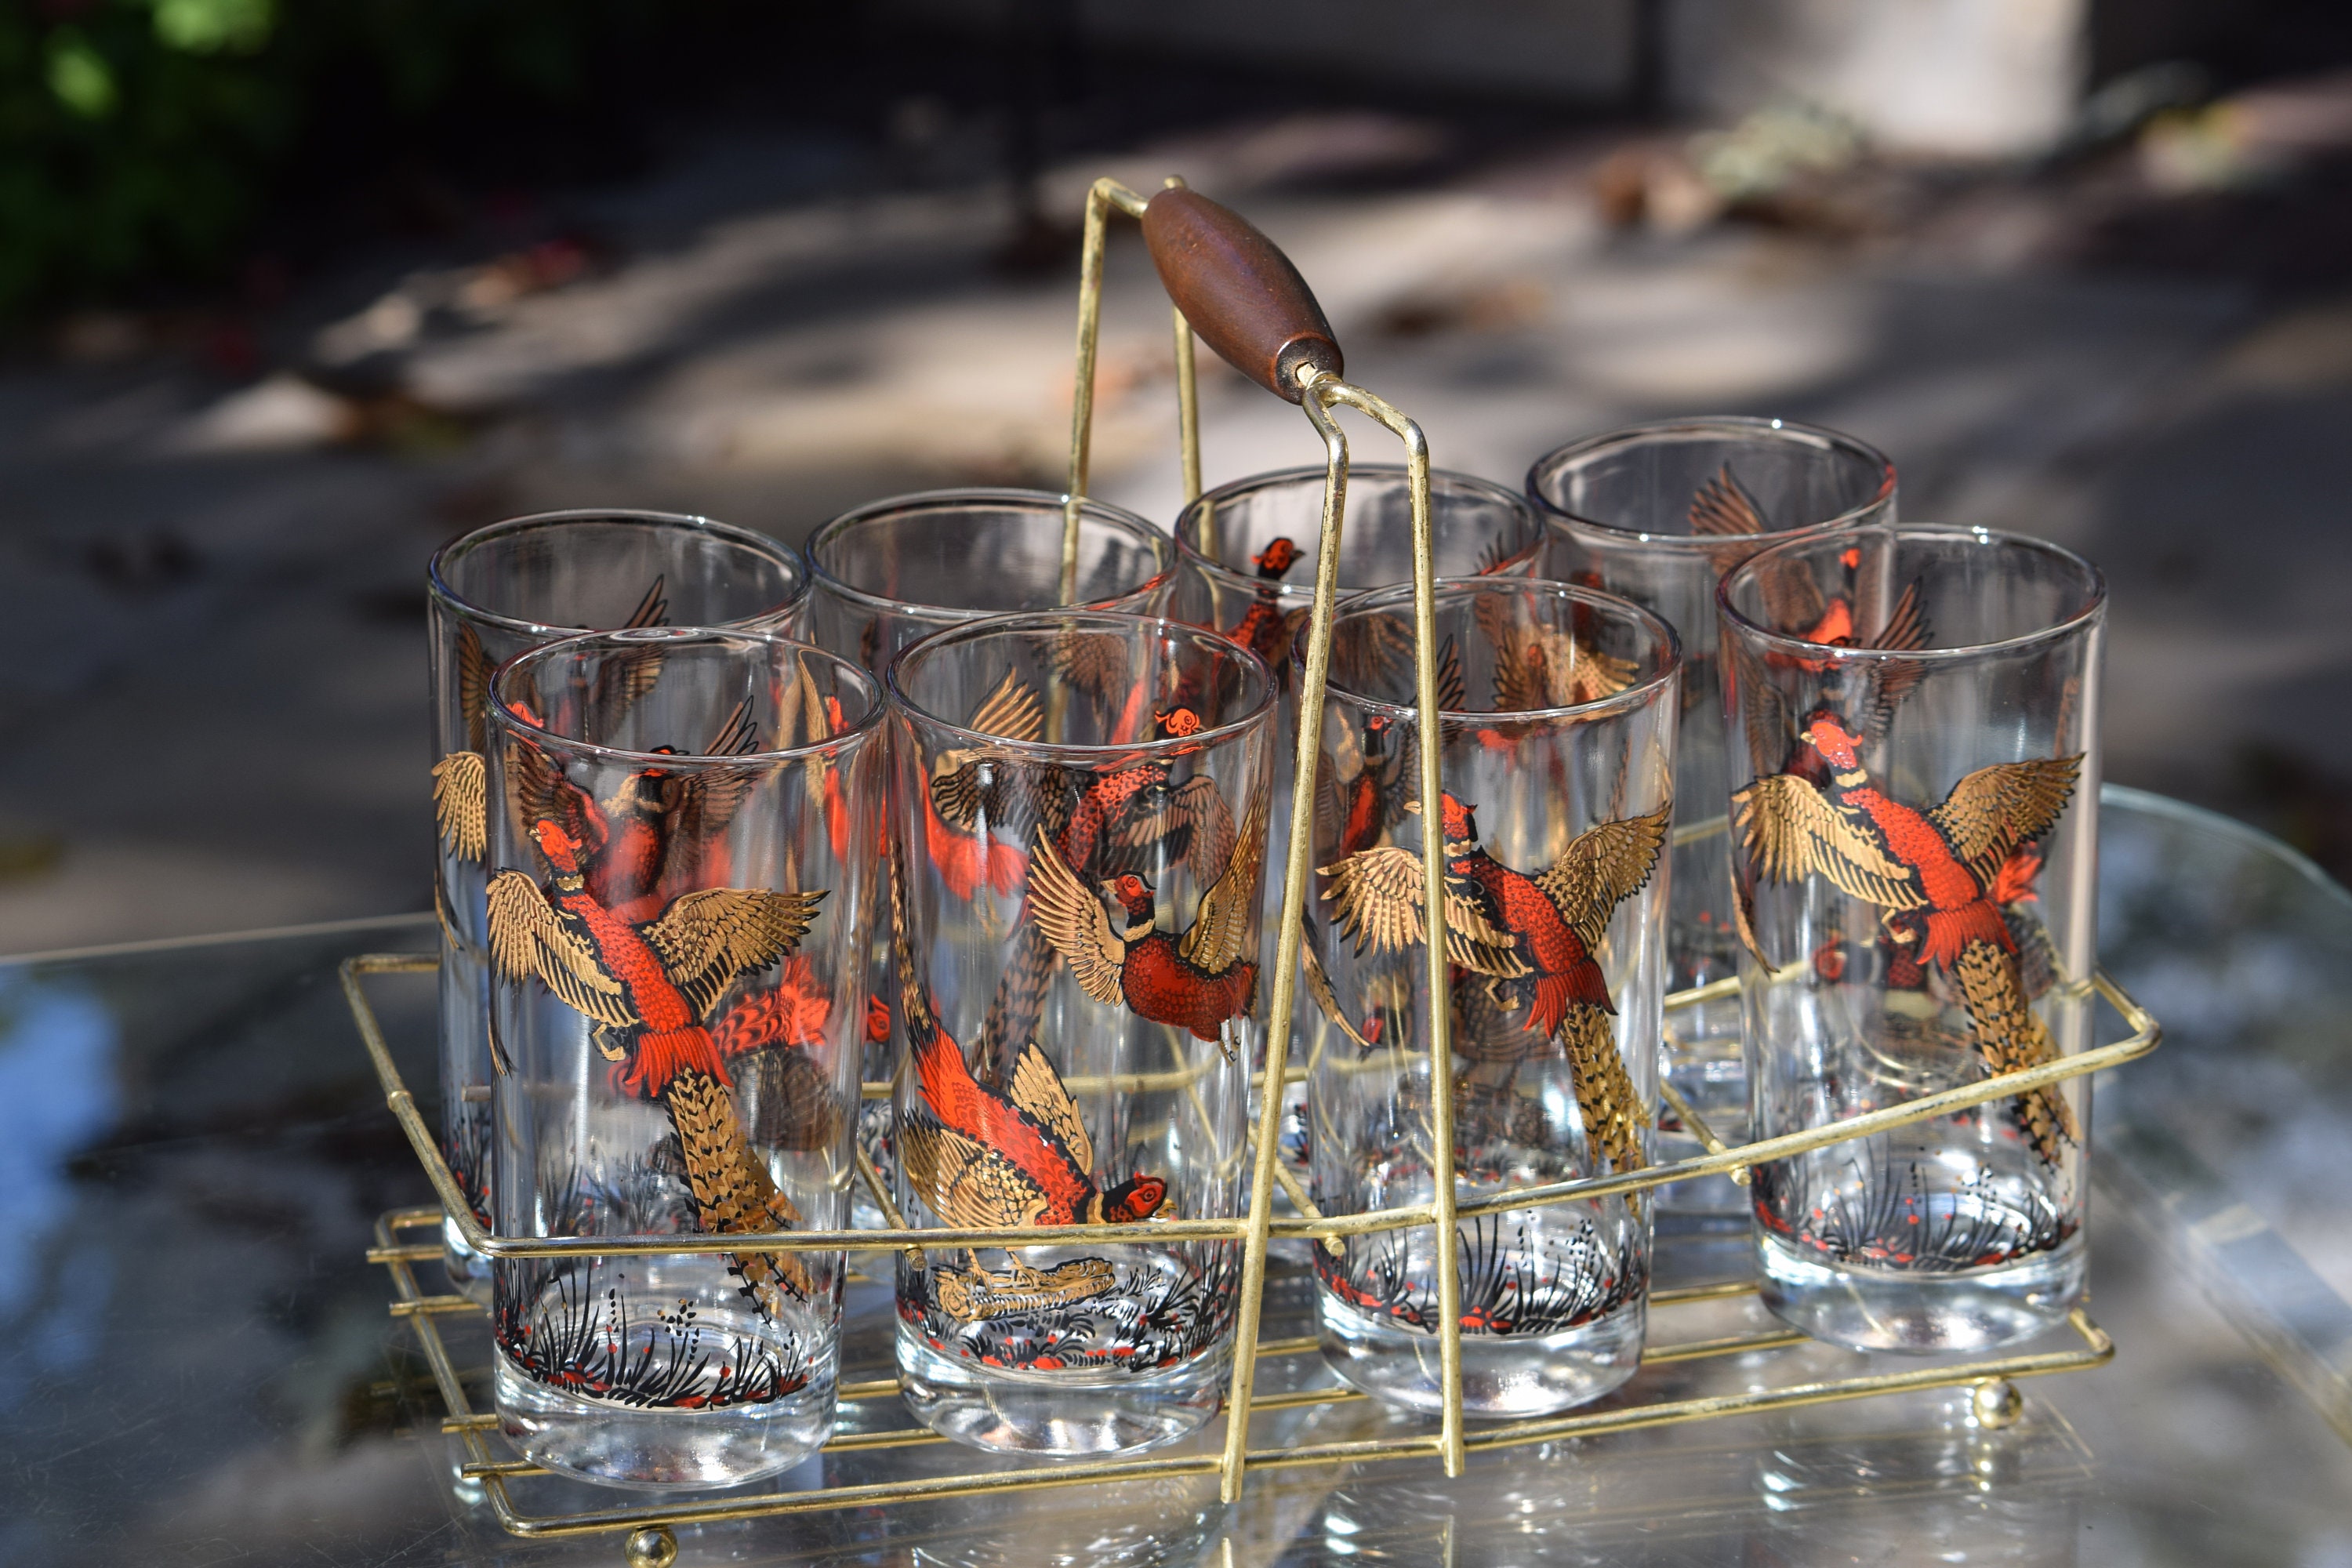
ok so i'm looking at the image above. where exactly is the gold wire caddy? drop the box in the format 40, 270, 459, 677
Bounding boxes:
354, 176, 2163, 1565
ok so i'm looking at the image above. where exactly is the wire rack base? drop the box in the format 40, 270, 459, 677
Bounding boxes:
352, 953, 2138, 1565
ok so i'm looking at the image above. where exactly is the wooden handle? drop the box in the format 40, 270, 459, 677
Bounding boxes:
1142, 187, 1342, 403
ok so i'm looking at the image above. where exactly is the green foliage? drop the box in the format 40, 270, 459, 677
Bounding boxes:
0, 0, 656, 318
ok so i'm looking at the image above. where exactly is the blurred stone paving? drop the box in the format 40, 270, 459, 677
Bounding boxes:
0, 114, 2347, 953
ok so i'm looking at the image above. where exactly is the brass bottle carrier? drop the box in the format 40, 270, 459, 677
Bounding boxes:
347, 175, 2161, 1563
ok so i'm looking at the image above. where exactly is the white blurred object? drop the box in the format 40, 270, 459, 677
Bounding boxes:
1671, 0, 2088, 158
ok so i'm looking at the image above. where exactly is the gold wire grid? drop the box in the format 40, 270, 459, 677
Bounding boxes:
362, 172, 2161, 1558
350, 951, 2150, 1555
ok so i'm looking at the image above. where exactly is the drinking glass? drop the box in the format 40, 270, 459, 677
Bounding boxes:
428, 510, 806, 1302
1306, 578, 1679, 1416
484, 629, 881, 1487
1527, 419, 1894, 1220
885, 611, 1274, 1456
804, 488, 1177, 1231
1719, 524, 2103, 1352
1171, 464, 1541, 1192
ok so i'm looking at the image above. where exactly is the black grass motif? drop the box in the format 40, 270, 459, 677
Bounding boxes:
1753, 1149, 2074, 1272
900, 1243, 1244, 1374
445, 1105, 492, 1227
495, 1267, 808, 1409
1315, 1214, 1641, 1337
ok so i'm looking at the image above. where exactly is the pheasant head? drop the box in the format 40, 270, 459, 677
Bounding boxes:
1102, 872, 1157, 939
1253, 536, 1301, 579
1800, 711, 1865, 770
1092, 1173, 1168, 1223
1155, 706, 1203, 740
531, 818, 587, 884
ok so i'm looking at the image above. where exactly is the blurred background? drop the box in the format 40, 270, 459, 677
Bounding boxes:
3, 0, 2350, 951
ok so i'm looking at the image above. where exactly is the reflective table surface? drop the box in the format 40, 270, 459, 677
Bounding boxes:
4, 787, 2348, 1566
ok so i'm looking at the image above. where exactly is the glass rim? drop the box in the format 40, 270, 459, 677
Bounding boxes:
804, 486, 1176, 620
1174, 462, 1542, 596
1319, 577, 1684, 725
489, 627, 884, 768
1716, 522, 2108, 662
1526, 416, 1896, 554
887, 609, 1276, 758
426, 507, 807, 638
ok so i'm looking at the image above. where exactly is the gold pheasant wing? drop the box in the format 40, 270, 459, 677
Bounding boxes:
1928, 755, 2083, 887
642, 887, 828, 1020
1046, 629, 1128, 713
456, 622, 495, 753
430, 750, 486, 862
900, 1120, 1053, 1229
1690, 464, 1766, 535
1536, 804, 1672, 950
1751, 546, 1828, 631
1112, 774, 1239, 886
1539, 629, 1637, 706
1477, 593, 1547, 713
1026, 837, 1127, 1005
485, 871, 638, 1029
1178, 793, 1266, 975
1860, 577, 1931, 745
506, 735, 600, 848
1007, 1039, 1095, 1170
584, 576, 674, 726
1726, 634, 1794, 775
670, 699, 768, 854
932, 670, 1047, 828
1321, 846, 1530, 977
1733, 773, 1925, 909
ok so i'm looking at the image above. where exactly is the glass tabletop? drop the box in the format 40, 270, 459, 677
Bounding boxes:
1, 789, 2347, 1566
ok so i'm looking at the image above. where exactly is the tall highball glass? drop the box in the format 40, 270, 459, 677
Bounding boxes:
1307, 579, 1679, 1416
804, 488, 1176, 1229
1172, 464, 1541, 1189
485, 629, 880, 1486
1719, 524, 2103, 1352
1528, 419, 1894, 1219
886, 611, 1273, 1456
427, 510, 805, 1303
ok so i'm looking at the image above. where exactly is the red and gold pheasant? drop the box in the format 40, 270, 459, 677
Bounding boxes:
1323, 793, 1670, 1173
891, 850, 1166, 1314
487, 811, 827, 1314
431, 576, 670, 868
1029, 793, 1266, 1057
1732, 712, 2083, 1163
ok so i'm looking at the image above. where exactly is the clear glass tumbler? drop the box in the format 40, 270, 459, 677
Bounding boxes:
885, 611, 1274, 1456
427, 510, 805, 1304
483, 628, 880, 1488
1171, 464, 1541, 1191
1308, 579, 1679, 1416
1719, 524, 2103, 1353
1527, 419, 1894, 1221
803, 488, 1177, 1231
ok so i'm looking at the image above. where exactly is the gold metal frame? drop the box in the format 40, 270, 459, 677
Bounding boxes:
361, 170, 2162, 1563
351, 953, 2150, 1560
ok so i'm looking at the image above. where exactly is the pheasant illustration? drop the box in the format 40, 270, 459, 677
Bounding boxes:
1474, 592, 1637, 710
1323, 793, 1670, 1173
892, 851, 1167, 1298
970, 699, 1236, 1081
924, 669, 1050, 901
1029, 793, 1266, 1056
431, 576, 670, 866
1731, 712, 2083, 1163
1225, 535, 1306, 672
487, 811, 827, 1313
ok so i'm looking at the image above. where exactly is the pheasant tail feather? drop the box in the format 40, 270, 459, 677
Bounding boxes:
664, 1068, 815, 1309
1951, 939, 2079, 1165
977, 922, 1057, 1087
1562, 1005, 1650, 1175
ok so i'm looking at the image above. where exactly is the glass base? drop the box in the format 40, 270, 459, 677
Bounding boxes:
1758, 1229, 2086, 1354
442, 1216, 492, 1307
897, 1325, 1229, 1457
1317, 1292, 1644, 1418
495, 1293, 837, 1490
